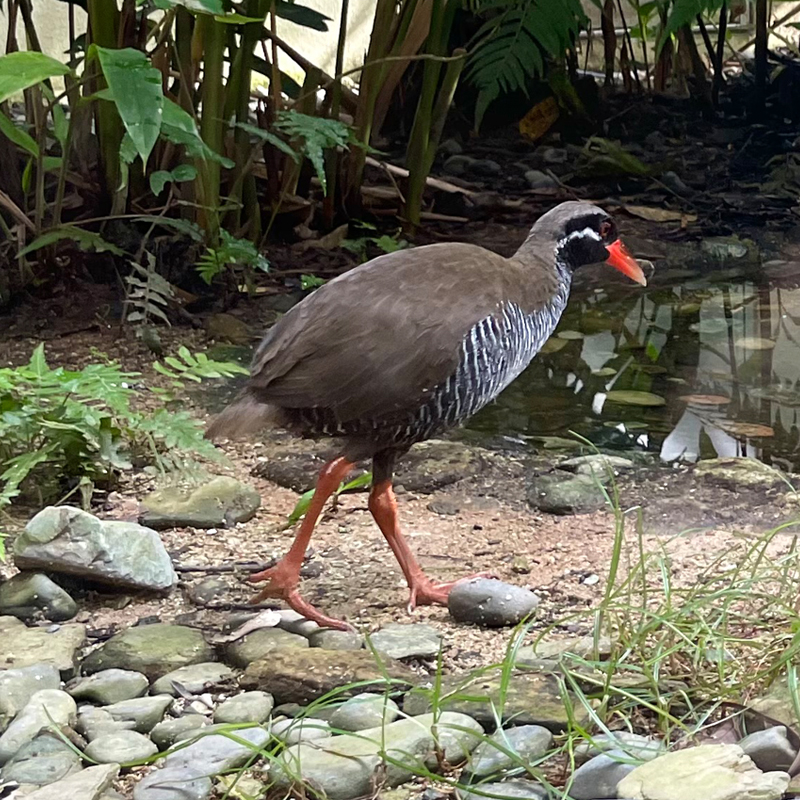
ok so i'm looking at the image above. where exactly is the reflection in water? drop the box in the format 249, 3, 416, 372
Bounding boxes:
467, 267, 800, 470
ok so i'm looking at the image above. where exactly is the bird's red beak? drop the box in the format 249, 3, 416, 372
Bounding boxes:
605, 239, 647, 286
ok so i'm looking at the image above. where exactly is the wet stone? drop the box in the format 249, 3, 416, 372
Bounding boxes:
85, 729, 158, 764
0, 732, 82, 786
0, 616, 85, 678
369, 623, 442, 660
329, 692, 400, 732
103, 694, 172, 733
739, 726, 796, 772
464, 725, 553, 777
448, 578, 540, 627
140, 477, 261, 530
0, 663, 61, 728
225, 628, 308, 667
150, 715, 208, 750
569, 749, 638, 800
0, 573, 78, 622
67, 669, 149, 705
213, 690, 273, 724
150, 662, 235, 696
0, 689, 77, 765
308, 629, 364, 650
82, 623, 215, 680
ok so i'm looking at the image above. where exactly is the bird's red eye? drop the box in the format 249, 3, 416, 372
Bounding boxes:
600, 221, 612, 239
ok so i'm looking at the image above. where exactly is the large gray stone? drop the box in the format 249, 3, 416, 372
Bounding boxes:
150, 662, 234, 696
21, 763, 120, 800
273, 712, 483, 800
150, 716, 208, 750
85, 730, 158, 764
459, 780, 547, 800
0, 573, 78, 621
0, 663, 61, 729
448, 579, 540, 628
617, 744, 790, 800
527, 473, 607, 515
0, 616, 85, 677
573, 732, 663, 764
140, 477, 261, 530
67, 669, 149, 705
569, 749, 638, 800
0, 732, 82, 786
213, 691, 273, 724
693, 458, 787, 492
518, 635, 614, 666
309, 629, 364, 650
329, 693, 400, 732
739, 726, 796, 773
81, 624, 215, 680
272, 717, 332, 744
369, 624, 442, 660
133, 726, 270, 800
76, 705, 133, 741
226, 628, 308, 668
14, 506, 176, 592
0, 689, 76, 764
558, 454, 635, 476
103, 695, 172, 733
465, 725, 553, 777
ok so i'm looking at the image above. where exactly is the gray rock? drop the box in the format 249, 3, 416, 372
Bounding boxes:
85, 730, 158, 764
443, 155, 477, 177
448, 579, 540, 628
276, 609, 321, 638
14, 507, 176, 592
188, 576, 229, 605
524, 170, 558, 190
617, 744, 789, 800
133, 726, 270, 800
0, 573, 78, 622
21, 764, 120, 800
694, 457, 787, 492
309, 629, 364, 650
661, 170, 690, 195
140, 477, 261, 530
0, 732, 81, 786
472, 159, 502, 176
574, 732, 663, 764
150, 715, 208, 749
272, 717, 332, 744
558, 454, 635, 476
82, 623, 215, 680
465, 725, 553, 777
369, 623, 442, 660
273, 712, 483, 800
0, 689, 77, 764
570, 749, 638, 799
67, 669, 148, 705
439, 138, 463, 157
0, 616, 85, 677
739, 726, 796, 772
0, 663, 61, 728
527, 473, 607, 515
517, 636, 614, 667
225, 628, 309, 668
542, 147, 568, 165
76, 705, 133, 741
329, 693, 400, 732
213, 691, 273, 724
103, 694, 172, 733
151, 662, 234, 696
459, 780, 547, 800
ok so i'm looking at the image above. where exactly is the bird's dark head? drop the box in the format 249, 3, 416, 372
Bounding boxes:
522, 201, 646, 286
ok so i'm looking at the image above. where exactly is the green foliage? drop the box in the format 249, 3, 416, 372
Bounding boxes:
0, 51, 70, 103
273, 110, 356, 194
342, 230, 409, 263
467, 0, 587, 129
660, 0, 726, 51
300, 274, 326, 290
18, 227, 124, 258
149, 164, 197, 196
153, 346, 249, 392
196, 229, 270, 284
125, 255, 174, 326
286, 472, 373, 527
0, 344, 236, 517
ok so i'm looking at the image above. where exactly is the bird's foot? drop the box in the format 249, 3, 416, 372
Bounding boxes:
248, 562, 352, 632
407, 571, 497, 610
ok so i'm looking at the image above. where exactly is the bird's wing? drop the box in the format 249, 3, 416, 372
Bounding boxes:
247, 243, 554, 422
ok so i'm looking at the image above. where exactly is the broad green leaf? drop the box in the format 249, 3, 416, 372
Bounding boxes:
275, 0, 330, 31
235, 121, 299, 161
0, 111, 38, 156
28, 343, 49, 377
161, 98, 234, 167
18, 227, 124, 258
135, 215, 203, 241
95, 46, 163, 166
0, 51, 71, 104
214, 12, 263, 23
52, 104, 69, 147
149, 164, 196, 195
153, 0, 224, 12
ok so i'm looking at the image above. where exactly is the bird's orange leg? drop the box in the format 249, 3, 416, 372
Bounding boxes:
368, 479, 494, 610
249, 456, 355, 630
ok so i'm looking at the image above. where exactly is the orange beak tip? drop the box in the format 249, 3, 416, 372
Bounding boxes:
605, 239, 648, 287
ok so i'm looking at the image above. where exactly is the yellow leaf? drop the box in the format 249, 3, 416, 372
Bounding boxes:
519, 96, 559, 142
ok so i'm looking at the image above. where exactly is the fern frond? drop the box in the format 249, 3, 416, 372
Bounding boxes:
468, 0, 587, 129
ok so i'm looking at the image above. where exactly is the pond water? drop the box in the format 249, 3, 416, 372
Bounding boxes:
203, 250, 800, 471
469, 257, 800, 471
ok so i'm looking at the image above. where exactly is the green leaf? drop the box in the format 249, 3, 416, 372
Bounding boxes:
149, 164, 197, 195
275, 0, 331, 31
161, 98, 234, 167
235, 121, 299, 161
135, 215, 203, 241
18, 227, 124, 258
214, 12, 263, 23
0, 51, 71, 104
0, 111, 38, 156
155, 0, 224, 12
95, 47, 164, 167
52, 103, 69, 147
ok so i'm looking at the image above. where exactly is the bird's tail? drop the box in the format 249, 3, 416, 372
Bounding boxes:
205, 392, 278, 441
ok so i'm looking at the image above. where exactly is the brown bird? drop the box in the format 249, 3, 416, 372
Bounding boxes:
207, 201, 646, 629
